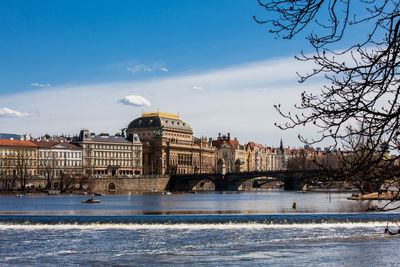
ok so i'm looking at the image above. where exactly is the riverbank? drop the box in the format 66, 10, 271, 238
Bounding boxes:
348, 191, 400, 200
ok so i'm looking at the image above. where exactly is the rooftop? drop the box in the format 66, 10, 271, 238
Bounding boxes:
33, 141, 82, 149
0, 140, 38, 147
142, 111, 180, 120
128, 111, 192, 132
0, 133, 22, 140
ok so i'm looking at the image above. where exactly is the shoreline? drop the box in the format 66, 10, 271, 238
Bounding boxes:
0, 188, 358, 197
348, 191, 399, 201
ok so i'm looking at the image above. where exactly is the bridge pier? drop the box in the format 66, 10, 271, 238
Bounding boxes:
283, 176, 304, 191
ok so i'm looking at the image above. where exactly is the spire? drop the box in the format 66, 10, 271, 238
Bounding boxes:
280, 138, 284, 151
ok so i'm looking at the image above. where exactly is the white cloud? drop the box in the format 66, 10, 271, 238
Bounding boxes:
0, 55, 327, 147
160, 67, 169, 72
258, 88, 268, 93
192, 85, 203, 90
31, 82, 52, 88
119, 95, 151, 107
0, 107, 31, 118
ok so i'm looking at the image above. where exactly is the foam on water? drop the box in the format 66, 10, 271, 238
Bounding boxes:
1, 212, 400, 225
0, 221, 391, 230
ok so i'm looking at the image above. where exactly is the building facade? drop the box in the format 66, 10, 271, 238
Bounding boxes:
34, 141, 83, 178
245, 142, 269, 171
0, 140, 38, 190
126, 112, 215, 175
212, 133, 246, 173
75, 130, 143, 177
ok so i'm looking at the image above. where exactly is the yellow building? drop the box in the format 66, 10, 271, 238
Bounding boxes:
126, 112, 215, 175
0, 140, 38, 190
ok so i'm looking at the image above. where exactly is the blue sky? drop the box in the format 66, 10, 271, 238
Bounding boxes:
0, 1, 341, 147
0, 1, 305, 93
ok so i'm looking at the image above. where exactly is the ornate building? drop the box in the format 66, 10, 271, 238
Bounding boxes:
243, 141, 287, 172
126, 112, 215, 175
212, 133, 246, 173
75, 130, 142, 177
245, 142, 269, 171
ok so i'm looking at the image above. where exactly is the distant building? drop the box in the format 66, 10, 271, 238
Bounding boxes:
0, 133, 22, 140
33, 141, 83, 179
0, 133, 31, 141
75, 130, 143, 177
0, 140, 38, 190
244, 141, 285, 172
212, 133, 246, 173
126, 111, 215, 175
245, 142, 267, 171
36, 134, 76, 143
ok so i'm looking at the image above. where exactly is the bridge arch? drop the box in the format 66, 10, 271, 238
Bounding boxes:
192, 179, 215, 191
108, 183, 116, 190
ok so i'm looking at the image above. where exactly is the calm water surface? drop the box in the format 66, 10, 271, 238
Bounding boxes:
0, 191, 399, 266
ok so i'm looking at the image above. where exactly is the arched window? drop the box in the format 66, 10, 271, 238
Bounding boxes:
109, 183, 115, 190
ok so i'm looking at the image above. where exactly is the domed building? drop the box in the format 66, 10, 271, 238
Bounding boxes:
127, 112, 215, 175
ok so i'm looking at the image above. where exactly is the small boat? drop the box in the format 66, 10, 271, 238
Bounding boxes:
93, 193, 104, 196
82, 198, 101, 203
162, 191, 172, 195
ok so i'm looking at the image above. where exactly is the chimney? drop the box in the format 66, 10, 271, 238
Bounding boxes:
227, 133, 231, 141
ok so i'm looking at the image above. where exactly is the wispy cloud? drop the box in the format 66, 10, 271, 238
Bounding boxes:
0, 107, 31, 118
0, 55, 325, 146
192, 85, 204, 90
31, 82, 52, 88
119, 95, 151, 107
127, 64, 152, 73
127, 64, 169, 74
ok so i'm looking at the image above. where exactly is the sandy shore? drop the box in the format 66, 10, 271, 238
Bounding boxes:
348, 191, 400, 200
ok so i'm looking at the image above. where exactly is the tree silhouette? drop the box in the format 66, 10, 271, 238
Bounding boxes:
255, 0, 400, 204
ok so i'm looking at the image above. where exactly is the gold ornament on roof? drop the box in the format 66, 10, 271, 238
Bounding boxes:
142, 111, 180, 119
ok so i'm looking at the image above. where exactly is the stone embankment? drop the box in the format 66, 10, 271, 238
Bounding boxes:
88, 175, 170, 194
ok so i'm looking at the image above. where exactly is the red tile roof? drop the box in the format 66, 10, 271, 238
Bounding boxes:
32, 141, 59, 148
33, 141, 82, 149
212, 139, 242, 149
246, 142, 266, 150
0, 140, 38, 147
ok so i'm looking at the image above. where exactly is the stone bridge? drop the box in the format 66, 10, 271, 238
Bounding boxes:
166, 169, 324, 191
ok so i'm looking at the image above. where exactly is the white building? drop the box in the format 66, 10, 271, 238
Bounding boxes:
34, 141, 83, 178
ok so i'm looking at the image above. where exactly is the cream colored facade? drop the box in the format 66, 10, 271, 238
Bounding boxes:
266, 148, 282, 170
0, 140, 38, 190
244, 142, 286, 172
127, 112, 215, 175
76, 130, 143, 177
213, 133, 246, 173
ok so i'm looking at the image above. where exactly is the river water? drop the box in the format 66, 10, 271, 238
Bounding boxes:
0, 191, 399, 266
